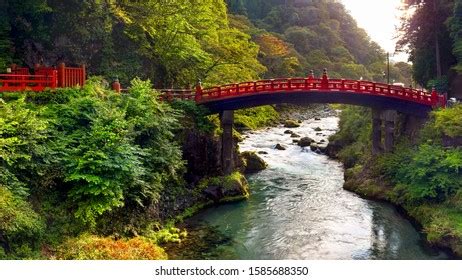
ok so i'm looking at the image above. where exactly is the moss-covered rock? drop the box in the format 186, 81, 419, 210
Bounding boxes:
284, 120, 300, 128
198, 172, 250, 204
241, 151, 268, 173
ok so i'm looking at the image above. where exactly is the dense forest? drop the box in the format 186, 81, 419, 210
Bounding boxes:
398, 0, 462, 95
0, 0, 412, 86
1, 0, 461, 260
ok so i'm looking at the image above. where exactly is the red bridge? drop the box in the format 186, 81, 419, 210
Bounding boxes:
159, 70, 446, 117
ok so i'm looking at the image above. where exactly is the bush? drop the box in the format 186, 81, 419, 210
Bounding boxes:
0, 186, 44, 259
57, 235, 167, 260
171, 100, 215, 134
234, 106, 279, 130
329, 106, 371, 167
382, 144, 462, 204
432, 105, 462, 138
0, 98, 47, 197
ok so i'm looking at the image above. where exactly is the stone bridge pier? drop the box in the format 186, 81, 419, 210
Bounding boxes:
220, 110, 235, 175
372, 109, 398, 154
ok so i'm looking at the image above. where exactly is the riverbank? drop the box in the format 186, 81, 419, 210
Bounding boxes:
338, 163, 462, 258
325, 105, 462, 258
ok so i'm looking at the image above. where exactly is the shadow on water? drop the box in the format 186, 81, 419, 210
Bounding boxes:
167, 117, 449, 260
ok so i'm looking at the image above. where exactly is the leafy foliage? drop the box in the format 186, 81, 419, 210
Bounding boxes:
0, 186, 44, 259
432, 104, 462, 137
0, 98, 47, 197
381, 144, 462, 204
328, 106, 371, 168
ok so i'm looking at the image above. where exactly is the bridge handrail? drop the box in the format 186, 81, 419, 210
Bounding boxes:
191, 77, 442, 108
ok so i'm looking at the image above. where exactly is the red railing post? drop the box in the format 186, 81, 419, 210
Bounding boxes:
81, 64, 86, 86
195, 80, 203, 102
430, 87, 439, 107
112, 79, 121, 93
321, 68, 329, 89
58, 62, 65, 88
51, 70, 58, 89
306, 70, 314, 89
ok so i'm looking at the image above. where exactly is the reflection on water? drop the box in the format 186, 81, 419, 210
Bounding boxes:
167, 117, 448, 260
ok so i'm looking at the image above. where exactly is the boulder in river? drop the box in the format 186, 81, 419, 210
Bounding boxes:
298, 137, 314, 147
290, 132, 300, 138
241, 151, 268, 173
284, 130, 293, 134
258, 151, 268, 155
284, 120, 300, 128
310, 143, 328, 154
314, 127, 322, 132
275, 143, 287, 150
314, 117, 321, 121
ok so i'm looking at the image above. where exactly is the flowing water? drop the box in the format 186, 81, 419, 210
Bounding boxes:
168, 116, 448, 260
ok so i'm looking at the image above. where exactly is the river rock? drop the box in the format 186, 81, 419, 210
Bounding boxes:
258, 151, 268, 155
314, 127, 322, 132
284, 130, 293, 134
241, 151, 268, 173
290, 132, 300, 138
284, 120, 300, 128
314, 117, 321, 121
293, 139, 299, 143
310, 143, 328, 154
275, 143, 286, 150
298, 137, 314, 147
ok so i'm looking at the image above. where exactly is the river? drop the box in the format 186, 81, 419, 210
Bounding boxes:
167, 115, 448, 260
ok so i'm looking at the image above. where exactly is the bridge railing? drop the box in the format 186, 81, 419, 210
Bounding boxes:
195, 77, 442, 108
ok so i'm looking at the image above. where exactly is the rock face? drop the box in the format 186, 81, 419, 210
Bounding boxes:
181, 129, 243, 185
284, 120, 300, 128
275, 143, 287, 150
241, 151, 268, 173
298, 137, 314, 147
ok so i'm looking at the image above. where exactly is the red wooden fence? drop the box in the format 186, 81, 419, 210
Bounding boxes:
0, 63, 86, 92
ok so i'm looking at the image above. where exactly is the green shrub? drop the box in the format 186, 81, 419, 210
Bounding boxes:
171, 100, 215, 133
234, 106, 279, 130
0, 186, 44, 259
432, 105, 462, 138
382, 144, 462, 204
329, 106, 371, 167
0, 98, 47, 197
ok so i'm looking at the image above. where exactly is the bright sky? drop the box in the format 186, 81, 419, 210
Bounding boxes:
340, 0, 408, 62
